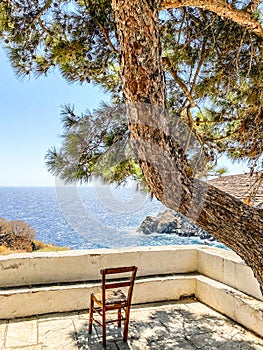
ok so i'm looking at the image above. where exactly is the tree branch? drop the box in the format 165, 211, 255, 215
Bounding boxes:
95, 19, 118, 53
246, 0, 262, 13
190, 36, 207, 93
160, 0, 263, 39
18, 0, 53, 35
162, 56, 196, 107
35, 0, 53, 20
37, 17, 52, 36
83, 0, 117, 53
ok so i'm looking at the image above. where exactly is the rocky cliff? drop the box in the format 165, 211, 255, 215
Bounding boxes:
138, 210, 215, 242
138, 173, 262, 241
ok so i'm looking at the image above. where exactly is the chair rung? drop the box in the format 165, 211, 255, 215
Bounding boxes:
94, 309, 103, 316
106, 317, 126, 324
93, 316, 126, 326
105, 281, 131, 289
102, 266, 136, 274
93, 319, 103, 326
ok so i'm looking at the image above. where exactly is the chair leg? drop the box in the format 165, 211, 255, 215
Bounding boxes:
123, 308, 130, 342
118, 308, 121, 327
88, 295, 94, 334
102, 309, 106, 347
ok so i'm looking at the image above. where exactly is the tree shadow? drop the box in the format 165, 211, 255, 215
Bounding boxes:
70, 302, 263, 350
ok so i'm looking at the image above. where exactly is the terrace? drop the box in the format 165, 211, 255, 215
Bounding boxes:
1, 299, 263, 349
0, 246, 262, 349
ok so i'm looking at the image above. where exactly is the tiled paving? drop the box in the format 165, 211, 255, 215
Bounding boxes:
1, 299, 263, 349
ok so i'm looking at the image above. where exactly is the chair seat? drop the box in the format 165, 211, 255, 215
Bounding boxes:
93, 289, 127, 306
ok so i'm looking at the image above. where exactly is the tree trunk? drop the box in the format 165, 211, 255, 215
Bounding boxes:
112, 0, 263, 294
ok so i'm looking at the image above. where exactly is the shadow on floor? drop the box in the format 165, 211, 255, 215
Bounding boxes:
70, 303, 262, 350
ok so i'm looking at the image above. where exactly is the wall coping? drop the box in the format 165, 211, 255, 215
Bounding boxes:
0, 244, 243, 266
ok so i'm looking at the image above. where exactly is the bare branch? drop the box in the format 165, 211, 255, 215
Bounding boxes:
18, 0, 53, 35
95, 19, 118, 53
162, 56, 196, 107
184, 106, 209, 157
35, 0, 53, 20
190, 37, 207, 93
235, 29, 246, 72
37, 17, 52, 36
160, 0, 263, 39
83, 0, 117, 53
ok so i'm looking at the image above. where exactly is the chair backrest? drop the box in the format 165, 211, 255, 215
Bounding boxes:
100, 266, 137, 306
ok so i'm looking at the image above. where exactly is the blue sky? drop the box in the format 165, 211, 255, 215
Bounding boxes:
0, 47, 108, 186
0, 47, 248, 186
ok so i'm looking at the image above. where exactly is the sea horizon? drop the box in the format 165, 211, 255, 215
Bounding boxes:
0, 186, 227, 250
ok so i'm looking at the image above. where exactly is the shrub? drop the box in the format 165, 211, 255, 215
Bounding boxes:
9, 220, 36, 240
0, 218, 12, 235
0, 218, 36, 252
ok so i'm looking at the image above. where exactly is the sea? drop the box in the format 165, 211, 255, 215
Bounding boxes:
0, 185, 227, 250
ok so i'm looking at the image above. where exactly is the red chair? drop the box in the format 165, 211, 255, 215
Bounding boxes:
88, 266, 137, 347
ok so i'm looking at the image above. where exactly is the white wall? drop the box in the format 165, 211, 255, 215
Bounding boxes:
0, 246, 197, 287
0, 245, 261, 301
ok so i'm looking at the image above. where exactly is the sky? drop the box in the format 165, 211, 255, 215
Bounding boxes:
0, 47, 248, 187
0, 47, 108, 186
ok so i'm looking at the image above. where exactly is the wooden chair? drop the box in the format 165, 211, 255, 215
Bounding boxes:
88, 266, 137, 347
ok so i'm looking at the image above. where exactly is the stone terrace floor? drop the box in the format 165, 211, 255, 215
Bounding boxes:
1, 299, 263, 350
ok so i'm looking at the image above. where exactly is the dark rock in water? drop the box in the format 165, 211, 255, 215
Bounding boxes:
138, 209, 217, 243
139, 211, 182, 235
199, 232, 212, 240
155, 210, 182, 234
139, 216, 158, 235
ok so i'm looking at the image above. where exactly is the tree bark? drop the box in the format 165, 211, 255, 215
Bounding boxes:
112, 0, 263, 295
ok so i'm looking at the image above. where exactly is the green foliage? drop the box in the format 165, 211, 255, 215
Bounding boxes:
0, 0, 120, 97
163, 8, 263, 173
45, 102, 147, 186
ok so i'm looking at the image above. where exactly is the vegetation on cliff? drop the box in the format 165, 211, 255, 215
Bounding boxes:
0, 218, 68, 254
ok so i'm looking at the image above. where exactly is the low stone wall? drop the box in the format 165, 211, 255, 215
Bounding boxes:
197, 246, 263, 301
0, 246, 262, 337
0, 245, 261, 300
0, 246, 197, 287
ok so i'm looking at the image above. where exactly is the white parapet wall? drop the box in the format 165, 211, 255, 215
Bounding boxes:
0, 245, 262, 337
0, 245, 198, 287
197, 246, 263, 301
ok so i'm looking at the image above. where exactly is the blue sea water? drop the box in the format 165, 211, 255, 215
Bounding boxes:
0, 186, 226, 250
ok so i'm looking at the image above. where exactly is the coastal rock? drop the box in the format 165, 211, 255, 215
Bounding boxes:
140, 211, 182, 235
139, 216, 158, 235
138, 209, 217, 243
